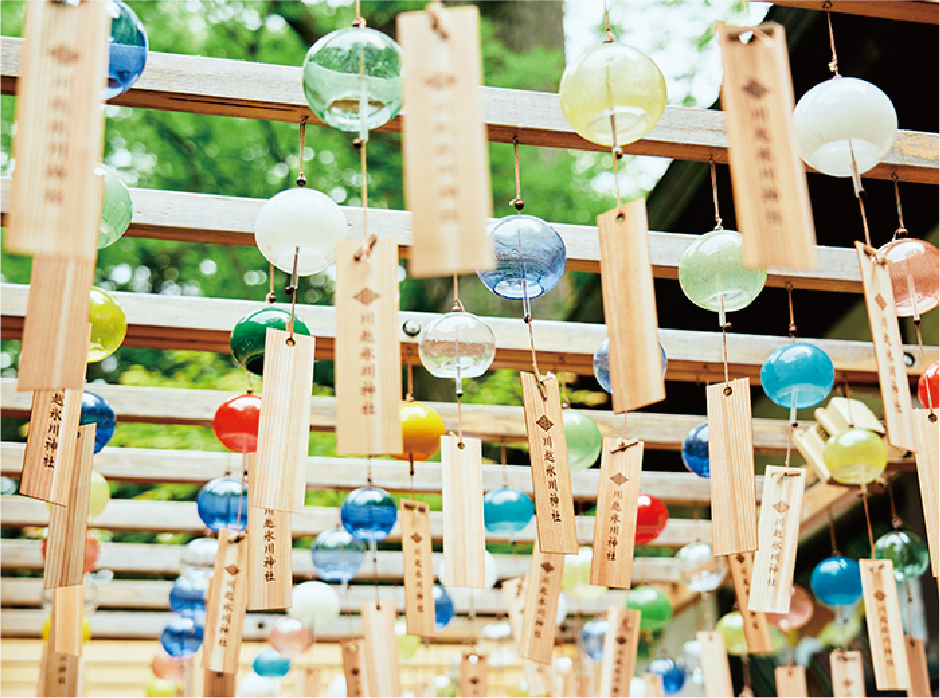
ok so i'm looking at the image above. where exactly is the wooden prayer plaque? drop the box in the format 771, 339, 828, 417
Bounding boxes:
597, 201, 666, 413
335, 237, 403, 456
831, 649, 866, 698
912, 409, 939, 576
575, 674, 591, 697
362, 601, 400, 698
201, 530, 248, 674
728, 551, 773, 653
43, 424, 94, 589
301, 667, 321, 698
775, 665, 807, 697
460, 652, 487, 697
905, 637, 930, 698
859, 559, 909, 690
502, 576, 526, 645
246, 505, 292, 610
6, 0, 109, 259
856, 242, 916, 450
52, 585, 83, 656
521, 372, 578, 554
20, 388, 82, 505
521, 659, 553, 698
397, 5, 492, 277
599, 607, 640, 698
697, 631, 734, 698
18, 256, 95, 391
342, 640, 366, 698
591, 438, 643, 588
203, 670, 236, 698
561, 668, 576, 697
441, 435, 486, 587
401, 499, 435, 636
518, 541, 564, 664
717, 22, 815, 270
253, 327, 314, 513
644, 673, 665, 697
749, 466, 804, 613
39, 640, 82, 698
708, 377, 758, 555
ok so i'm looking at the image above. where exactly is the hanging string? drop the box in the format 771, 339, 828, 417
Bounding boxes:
297, 118, 308, 187
286, 247, 299, 344
849, 143, 871, 237
843, 380, 855, 428
352, 36, 376, 261
785, 283, 797, 467
886, 477, 902, 530
827, 507, 839, 555
860, 478, 876, 559
603, 0, 614, 43
709, 158, 723, 231
824, 3, 840, 76
891, 174, 908, 240
741, 654, 753, 697
266, 263, 276, 303
453, 274, 466, 447
510, 137, 524, 211
501, 443, 509, 489
561, 373, 570, 408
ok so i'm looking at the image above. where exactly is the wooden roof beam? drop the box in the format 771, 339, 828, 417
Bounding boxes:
773, 1, 939, 24
1, 38, 935, 182
2, 288, 934, 383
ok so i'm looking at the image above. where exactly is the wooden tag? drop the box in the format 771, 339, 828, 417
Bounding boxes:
203, 670, 235, 698
562, 669, 576, 697
521, 372, 578, 554
52, 585, 83, 656
905, 637, 930, 698
43, 424, 94, 589
728, 552, 774, 653
697, 631, 734, 698
859, 559, 909, 690
401, 499, 435, 636
775, 665, 807, 697
597, 201, 666, 413
296, 666, 320, 698
39, 640, 82, 698
831, 649, 866, 698
590, 438, 643, 588
335, 237, 403, 456
6, 0, 109, 259
575, 674, 591, 697
599, 607, 640, 698
20, 388, 82, 505
522, 660, 553, 698
397, 5, 492, 277
18, 256, 95, 391
518, 541, 564, 664
361, 601, 400, 698
460, 652, 487, 697
716, 22, 815, 270
252, 327, 314, 513
502, 576, 526, 646
912, 409, 939, 576
749, 466, 805, 613
246, 505, 292, 610
441, 435, 486, 587
708, 377, 758, 555
342, 640, 366, 698
644, 673, 665, 697
201, 530, 248, 674
856, 243, 916, 450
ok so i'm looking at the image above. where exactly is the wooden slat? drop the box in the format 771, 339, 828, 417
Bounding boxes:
0, 178, 884, 292
0, 540, 683, 584
0, 496, 708, 547
0, 442, 731, 505
3, 286, 935, 384
1, 39, 935, 181
772, 1, 939, 24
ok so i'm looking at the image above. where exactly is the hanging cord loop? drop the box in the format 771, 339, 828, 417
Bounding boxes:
824, 3, 840, 76
297, 118, 308, 187
891, 173, 908, 239
509, 136, 524, 211
709, 158, 723, 231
